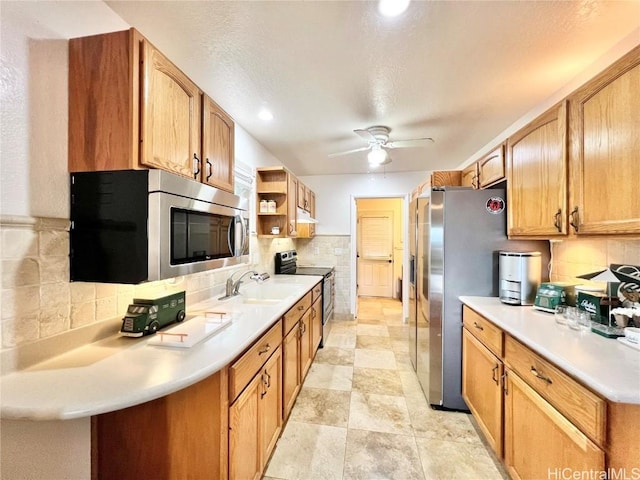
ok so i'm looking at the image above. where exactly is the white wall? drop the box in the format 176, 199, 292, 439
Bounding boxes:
299, 171, 425, 235
0, 2, 129, 218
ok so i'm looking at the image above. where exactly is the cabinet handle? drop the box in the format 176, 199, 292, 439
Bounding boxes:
206, 158, 213, 181
502, 371, 508, 396
473, 321, 484, 331
263, 369, 271, 389
569, 206, 579, 233
193, 153, 201, 180
289, 222, 295, 234
492, 364, 499, 385
472, 174, 478, 189
260, 373, 267, 398
258, 343, 271, 355
530, 366, 553, 384
311, 308, 316, 319
553, 209, 562, 232
299, 321, 306, 335
298, 305, 305, 311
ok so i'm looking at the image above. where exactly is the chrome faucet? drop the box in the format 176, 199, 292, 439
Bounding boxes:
219, 270, 270, 300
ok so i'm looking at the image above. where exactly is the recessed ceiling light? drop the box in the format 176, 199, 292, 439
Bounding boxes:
258, 108, 274, 121
378, 0, 410, 17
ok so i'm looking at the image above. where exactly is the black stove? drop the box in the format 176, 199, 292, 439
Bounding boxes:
274, 251, 333, 277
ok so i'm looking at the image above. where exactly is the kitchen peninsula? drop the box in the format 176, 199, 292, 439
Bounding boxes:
1, 275, 322, 479
461, 296, 640, 479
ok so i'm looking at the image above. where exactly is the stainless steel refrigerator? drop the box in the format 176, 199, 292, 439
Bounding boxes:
408, 187, 549, 411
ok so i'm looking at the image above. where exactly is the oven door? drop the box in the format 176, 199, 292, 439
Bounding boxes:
150, 191, 249, 281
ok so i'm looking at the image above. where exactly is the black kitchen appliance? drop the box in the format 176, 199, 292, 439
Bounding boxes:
275, 250, 334, 346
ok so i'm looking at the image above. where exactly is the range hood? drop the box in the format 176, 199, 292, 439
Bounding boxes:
297, 207, 318, 224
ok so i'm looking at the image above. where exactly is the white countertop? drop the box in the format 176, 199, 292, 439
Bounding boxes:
0, 275, 322, 421
460, 296, 640, 404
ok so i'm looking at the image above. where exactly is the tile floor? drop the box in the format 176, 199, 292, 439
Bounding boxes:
263, 297, 508, 480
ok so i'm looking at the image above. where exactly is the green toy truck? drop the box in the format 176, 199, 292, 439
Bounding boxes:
120, 291, 186, 337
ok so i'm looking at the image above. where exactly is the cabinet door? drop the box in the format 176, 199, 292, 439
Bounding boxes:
260, 347, 283, 468
140, 40, 202, 179
311, 297, 323, 354
568, 46, 640, 235
202, 95, 234, 192
287, 174, 298, 237
504, 369, 604, 480
229, 374, 261, 480
299, 310, 312, 379
282, 325, 301, 420
461, 163, 478, 188
507, 102, 568, 237
297, 182, 306, 210
462, 329, 503, 455
478, 145, 505, 188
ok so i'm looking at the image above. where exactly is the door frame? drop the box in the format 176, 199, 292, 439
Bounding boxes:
350, 194, 410, 321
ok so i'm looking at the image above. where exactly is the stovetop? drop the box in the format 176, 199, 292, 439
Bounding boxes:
275, 250, 334, 277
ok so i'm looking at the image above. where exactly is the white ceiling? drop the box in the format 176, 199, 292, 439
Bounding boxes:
106, 1, 640, 176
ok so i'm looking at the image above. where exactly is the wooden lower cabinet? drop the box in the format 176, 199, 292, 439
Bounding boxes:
310, 297, 322, 353
282, 322, 301, 419
504, 369, 604, 479
461, 328, 503, 455
93, 369, 228, 480
229, 346, 282, 480
299, 309, 313, 380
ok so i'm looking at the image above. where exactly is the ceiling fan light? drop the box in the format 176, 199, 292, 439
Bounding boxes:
378, 0, 410, 17
367, 146, 387, 165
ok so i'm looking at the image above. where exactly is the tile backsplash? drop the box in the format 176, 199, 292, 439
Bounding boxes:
551, 237, 640, 287
0, 216, 256, 358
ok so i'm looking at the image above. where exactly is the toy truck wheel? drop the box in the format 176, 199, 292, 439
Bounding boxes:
149, 320, 160, 333
176, 310, 186, 322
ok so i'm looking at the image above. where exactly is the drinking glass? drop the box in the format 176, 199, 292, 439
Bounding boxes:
554, 305, 568, 325
566, 306, 580, 330
577, 311, 592, 331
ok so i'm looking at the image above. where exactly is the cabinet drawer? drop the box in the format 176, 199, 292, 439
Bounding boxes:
504, 335, 605, 445
311, 282, 322, 304
230, 320, 282, 401
283, 292, 312, 334
462, 306, 503, 357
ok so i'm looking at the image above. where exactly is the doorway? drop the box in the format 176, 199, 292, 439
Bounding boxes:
355, 198, 404, 301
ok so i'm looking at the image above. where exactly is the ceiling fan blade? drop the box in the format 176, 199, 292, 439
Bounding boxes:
327, 146, 371, 158
354, 129, 377, 142
385, 137, 434, 149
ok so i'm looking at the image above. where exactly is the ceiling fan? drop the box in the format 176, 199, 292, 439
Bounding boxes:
328, 126, 434, 166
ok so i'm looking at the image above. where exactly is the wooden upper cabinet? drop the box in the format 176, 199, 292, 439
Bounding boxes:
297, 182, 306, 210
507, 102, 568, 237
69, 29, 141, 171
461, 163, 478, 188
202, 95, 235, 192
568, 45, 640, 235
287, 174, 298, 237
477, 145, 505, 188
140, 40, 201, 180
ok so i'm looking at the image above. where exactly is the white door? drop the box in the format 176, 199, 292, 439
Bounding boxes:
357, 212, 394, 297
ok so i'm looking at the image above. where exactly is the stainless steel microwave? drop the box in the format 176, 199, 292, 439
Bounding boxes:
70, 170, 249, 284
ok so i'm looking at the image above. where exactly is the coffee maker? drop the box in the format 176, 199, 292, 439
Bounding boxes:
499, 251, 542, 305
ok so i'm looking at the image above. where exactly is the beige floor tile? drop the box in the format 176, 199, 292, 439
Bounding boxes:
264, 421, 347, 480
348, 391, 412, 435
356, 324, 389, 337
354, 316, 384, 325
314, 346, 355, 366
289, 387, 351, 427
343, 429, 425, 480
303, 363, 353, 391
355, 334, 392, 350
398, 370, 425, 398
406, 395, 480, 443
353, 348, 397, 370
394, 351, 415, 372
324, 331, 357, 349
352, 367, 404, 396
391, 339, 410, 353
387, 325, 409, 339
415, 437, 506, 480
